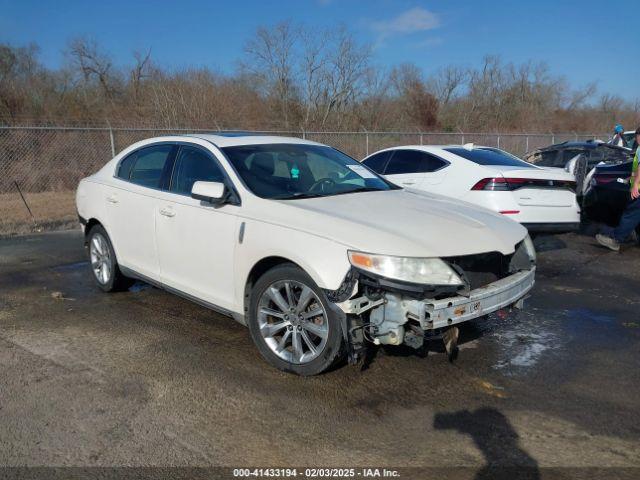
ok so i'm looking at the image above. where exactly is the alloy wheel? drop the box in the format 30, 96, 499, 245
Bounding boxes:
257, 280, 329, 364
89, 233, 112, 285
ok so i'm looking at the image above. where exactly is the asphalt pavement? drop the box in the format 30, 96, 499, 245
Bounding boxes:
1, 230, 639, 478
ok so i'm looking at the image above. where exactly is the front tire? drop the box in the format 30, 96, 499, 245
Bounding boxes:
247, 264, 345, 376
86, 225, 132, 292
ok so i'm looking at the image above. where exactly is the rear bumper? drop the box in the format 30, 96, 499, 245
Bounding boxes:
464, 192, 580, 228
522, 222, 580, 233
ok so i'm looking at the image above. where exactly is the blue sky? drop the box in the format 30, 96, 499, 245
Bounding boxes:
1, 0, 638, 101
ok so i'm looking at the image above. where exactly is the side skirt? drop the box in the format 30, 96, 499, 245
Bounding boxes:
119, 265, 246, 326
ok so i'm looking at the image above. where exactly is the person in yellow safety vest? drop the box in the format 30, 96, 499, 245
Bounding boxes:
596, 126, 640, 252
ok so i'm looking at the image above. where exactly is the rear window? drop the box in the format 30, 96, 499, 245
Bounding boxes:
445, 147, 534, 168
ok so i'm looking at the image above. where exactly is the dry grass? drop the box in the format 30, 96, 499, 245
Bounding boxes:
0, 191, 78, 237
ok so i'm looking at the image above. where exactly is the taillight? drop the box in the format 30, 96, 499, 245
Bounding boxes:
592, 174, 618, 186
471, 177, 510, 191
471, 177, 576, 192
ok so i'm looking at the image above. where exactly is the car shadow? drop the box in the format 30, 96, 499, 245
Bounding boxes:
434, 407, 540, 480
532, 234, 567, 252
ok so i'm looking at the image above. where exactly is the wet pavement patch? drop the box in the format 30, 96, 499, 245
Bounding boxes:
128, 282, 154, 293
51, 261, 88, 272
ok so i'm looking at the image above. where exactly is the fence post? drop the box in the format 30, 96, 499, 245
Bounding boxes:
497, 135, 500, 149
363, 129, 369, 156
108, 126, 116, 157
420, 133, 423, 145
525, 135, 529, 153
551, 134, 555, 145
301, 128, 306, 140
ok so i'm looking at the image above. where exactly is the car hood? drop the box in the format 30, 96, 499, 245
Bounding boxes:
253, 189, 527, 257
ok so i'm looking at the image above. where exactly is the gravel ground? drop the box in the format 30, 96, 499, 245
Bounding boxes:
0, 230, 639, 478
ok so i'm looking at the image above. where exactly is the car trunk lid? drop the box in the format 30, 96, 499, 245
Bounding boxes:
474, 166, 577, 207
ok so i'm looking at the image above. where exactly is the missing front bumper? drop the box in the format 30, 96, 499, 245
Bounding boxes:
416, 267, 535, 330
342, 267, 535, 347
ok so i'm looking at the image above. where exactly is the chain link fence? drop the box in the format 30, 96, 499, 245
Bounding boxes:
0, 126, 604, 237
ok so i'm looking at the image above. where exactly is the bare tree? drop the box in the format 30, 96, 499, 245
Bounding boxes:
1, 31, 636, 133
242, 21, 299, 127
427, 65, 468, 106
390, 63, 438, 130
69, 39, 112, 95
300, 28, 329, 128
130, 48, 152, 102
317, 26, 371, 128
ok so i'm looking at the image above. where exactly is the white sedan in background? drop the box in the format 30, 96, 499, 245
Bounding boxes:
76, 134, 536, 375
362, 144, 580, 232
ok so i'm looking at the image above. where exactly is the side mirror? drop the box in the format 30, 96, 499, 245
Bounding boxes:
191, 181, 226, 205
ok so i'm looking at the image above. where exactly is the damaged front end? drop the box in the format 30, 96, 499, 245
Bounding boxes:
326, 237, 536, 363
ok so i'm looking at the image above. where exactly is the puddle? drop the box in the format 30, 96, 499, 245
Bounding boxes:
51, 261, 88, 272
487, 306, 623, 374
128, 282, 153, 293
533, 235, 567, 252
491, 315, 560, 371
565, 308, 615, 324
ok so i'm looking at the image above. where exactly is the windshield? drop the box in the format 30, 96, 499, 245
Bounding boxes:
445, 147, 534, 168
222, 144, 397, 199
622, 132, 635, 149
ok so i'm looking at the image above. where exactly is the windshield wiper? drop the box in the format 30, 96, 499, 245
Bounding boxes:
273, 187, 387, 200
331, 187, 386, 196
272, 192, 326, 200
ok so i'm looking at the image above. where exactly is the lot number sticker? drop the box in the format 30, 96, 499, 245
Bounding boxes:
347, 164, 377, 179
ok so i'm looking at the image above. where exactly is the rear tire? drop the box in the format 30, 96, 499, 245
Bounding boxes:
247, 264, 345, 376
86, 225, 133, 292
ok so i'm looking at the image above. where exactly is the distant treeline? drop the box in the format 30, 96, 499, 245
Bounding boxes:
1, 21, 638, 132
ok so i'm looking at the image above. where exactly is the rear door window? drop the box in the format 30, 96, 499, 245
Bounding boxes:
363, 151, 392, 173
385, 150, 448, 174
128, 145, 174, 189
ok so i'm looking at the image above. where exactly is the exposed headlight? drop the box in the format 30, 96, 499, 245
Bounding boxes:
348, 251, 463, 286
523, 234, 537, 263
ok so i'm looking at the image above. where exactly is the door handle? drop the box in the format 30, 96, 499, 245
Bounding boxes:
159, 207, 175, 218
401, 182, 415, 185
106, 195, 119, 204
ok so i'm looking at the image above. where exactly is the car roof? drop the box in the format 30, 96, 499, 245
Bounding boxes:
184, 133, 323, 148
365, 144, 500, 156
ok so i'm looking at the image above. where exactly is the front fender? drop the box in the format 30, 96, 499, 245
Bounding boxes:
233, 218, 351, 312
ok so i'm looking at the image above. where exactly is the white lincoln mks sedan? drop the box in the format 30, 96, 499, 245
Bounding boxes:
76, 134, 536, 375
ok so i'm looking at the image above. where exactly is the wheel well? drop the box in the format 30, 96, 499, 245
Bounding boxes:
84, 219, 104, 246
243, 256, 300, 315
